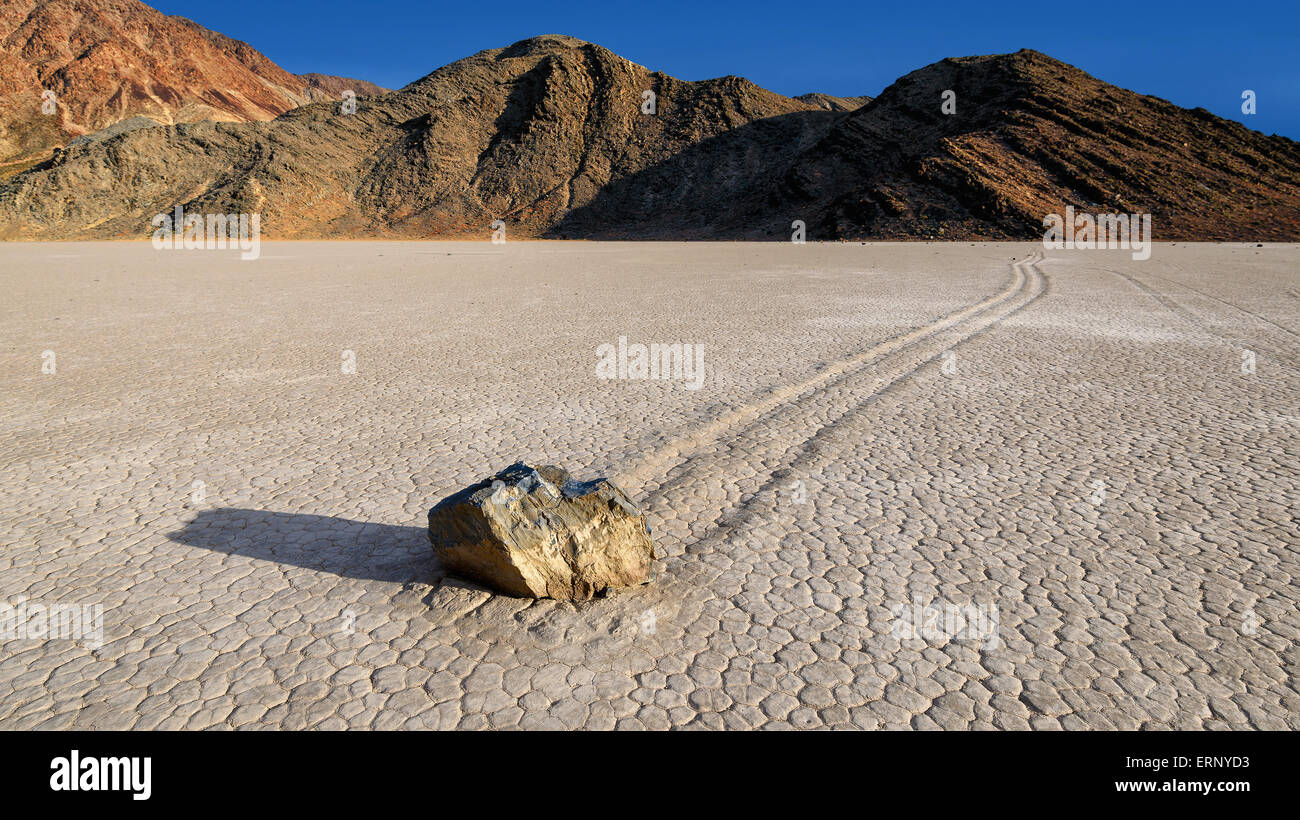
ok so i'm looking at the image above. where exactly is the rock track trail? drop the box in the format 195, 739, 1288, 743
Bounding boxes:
623, 252, 1048, 573
617, 252, 1047, 494
1103, 264, 1300, 375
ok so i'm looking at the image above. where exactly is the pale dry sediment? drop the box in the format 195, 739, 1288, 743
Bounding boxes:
0, 241, 1296, 729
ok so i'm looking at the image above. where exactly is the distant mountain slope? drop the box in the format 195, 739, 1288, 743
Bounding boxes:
1, 35, 1296, 240
795, 93, 871, 112
0, 34, 830, 238
297, 73, 387, 103
768, 50, 1300, 240
0, 0, 385, 178
561, 49, 1300, 240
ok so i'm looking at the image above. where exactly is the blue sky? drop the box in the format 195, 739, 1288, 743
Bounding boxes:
153, 0, 1299, 139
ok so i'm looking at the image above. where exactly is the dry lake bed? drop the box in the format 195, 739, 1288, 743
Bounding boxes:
1, 241, 1297, 730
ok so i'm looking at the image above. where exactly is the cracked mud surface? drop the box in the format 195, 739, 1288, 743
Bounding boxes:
1, 241, 1297, 729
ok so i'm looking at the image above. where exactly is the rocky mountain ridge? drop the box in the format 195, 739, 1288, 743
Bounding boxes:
2, 27, 1296, 240
0, 0, 384, 178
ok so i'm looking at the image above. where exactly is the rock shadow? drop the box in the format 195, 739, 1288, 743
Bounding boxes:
167, 508, 438, 584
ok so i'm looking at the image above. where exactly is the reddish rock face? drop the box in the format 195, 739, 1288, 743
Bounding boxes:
0, 0, 384, 176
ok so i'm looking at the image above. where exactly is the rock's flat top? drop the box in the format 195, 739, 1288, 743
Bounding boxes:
0, 241, 1296, 730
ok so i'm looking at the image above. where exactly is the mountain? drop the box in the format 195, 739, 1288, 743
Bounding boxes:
794, 93, 870, 112
0, 33, 830, 238
1, 32, 1297, 240
744, 50, 1300, 240
560, 49, 1300, 240
0, 0, 384, 178
297, 73, 387, 103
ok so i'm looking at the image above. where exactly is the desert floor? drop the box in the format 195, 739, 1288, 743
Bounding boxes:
1, 241, 1297, 730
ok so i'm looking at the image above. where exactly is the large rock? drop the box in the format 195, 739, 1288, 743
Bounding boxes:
427, 462, 654, 601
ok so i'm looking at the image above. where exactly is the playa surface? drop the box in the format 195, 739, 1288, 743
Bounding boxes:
1, 241, 1296, 729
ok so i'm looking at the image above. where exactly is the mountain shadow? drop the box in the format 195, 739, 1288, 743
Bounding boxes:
550, 109, 843, 239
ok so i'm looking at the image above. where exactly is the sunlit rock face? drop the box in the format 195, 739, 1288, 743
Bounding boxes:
428, 462, 655, 601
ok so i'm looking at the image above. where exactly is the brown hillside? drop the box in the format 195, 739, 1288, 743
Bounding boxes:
0, 0, 385, 177
2, 37, 1296, 241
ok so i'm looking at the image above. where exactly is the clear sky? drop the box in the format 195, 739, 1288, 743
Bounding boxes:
152, 0, 1299, 139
